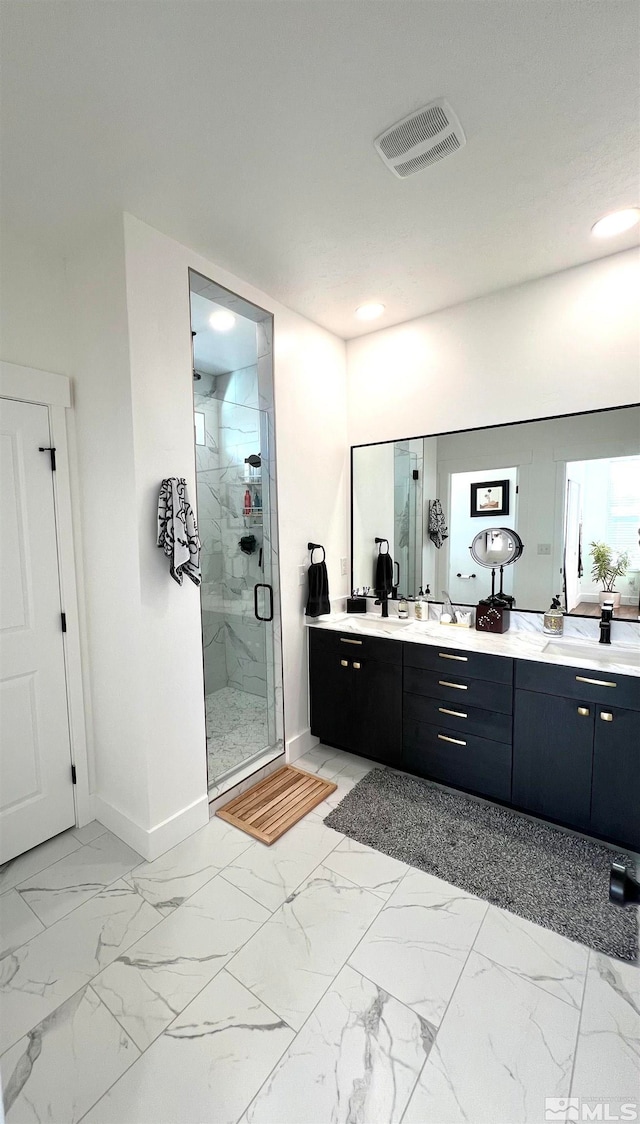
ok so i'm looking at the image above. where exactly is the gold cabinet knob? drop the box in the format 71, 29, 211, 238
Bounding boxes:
340, 659, 348, 667
577, 707, 590, 717
353, 662, 361, 670
600, 712, 613, 722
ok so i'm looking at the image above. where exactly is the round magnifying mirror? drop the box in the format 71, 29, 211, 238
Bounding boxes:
470, 527, 523, 568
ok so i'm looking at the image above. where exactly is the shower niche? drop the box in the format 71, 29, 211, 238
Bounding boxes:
189, 270, 283, 797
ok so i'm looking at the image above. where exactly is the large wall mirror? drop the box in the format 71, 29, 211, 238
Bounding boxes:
352, 404, 640, 619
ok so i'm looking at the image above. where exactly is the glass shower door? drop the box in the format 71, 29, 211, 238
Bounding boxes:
191, 271, 283, 797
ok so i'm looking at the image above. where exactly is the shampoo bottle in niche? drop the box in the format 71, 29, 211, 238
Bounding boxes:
543, 594, 564, 636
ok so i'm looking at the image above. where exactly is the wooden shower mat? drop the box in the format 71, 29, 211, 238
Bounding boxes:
216, 765, 337, 844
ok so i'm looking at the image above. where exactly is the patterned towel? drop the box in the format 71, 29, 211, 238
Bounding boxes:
428, 499, 449, 549
157, 478, 201, 586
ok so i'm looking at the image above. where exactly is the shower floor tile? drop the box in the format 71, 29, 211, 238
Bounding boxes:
206, 687, 268, 785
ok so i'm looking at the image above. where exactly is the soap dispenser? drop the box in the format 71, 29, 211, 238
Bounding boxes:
543, 594, 564, 636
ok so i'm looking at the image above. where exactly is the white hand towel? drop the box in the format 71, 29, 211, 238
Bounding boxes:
157, 477, 201, 586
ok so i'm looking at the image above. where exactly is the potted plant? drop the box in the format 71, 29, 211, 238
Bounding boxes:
589, 541, 630, 610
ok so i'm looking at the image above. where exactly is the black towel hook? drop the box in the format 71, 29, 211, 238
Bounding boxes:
308, 541, 325, 563
375, 537, 390, 554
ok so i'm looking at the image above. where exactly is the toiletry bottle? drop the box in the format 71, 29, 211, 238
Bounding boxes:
244, 488, 252, 515
543, 595, 564, 636
415, 597, 423, 620
253, 488, 262, 512
398, 596, 408, 619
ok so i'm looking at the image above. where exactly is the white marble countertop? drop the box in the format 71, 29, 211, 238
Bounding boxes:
305, 612, 640, 679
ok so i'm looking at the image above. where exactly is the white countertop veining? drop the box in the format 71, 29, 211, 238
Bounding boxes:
305, 613, 640, 678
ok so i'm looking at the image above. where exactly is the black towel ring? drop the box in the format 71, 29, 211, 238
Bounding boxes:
375, 537, 390, 554
308, 541, 325, 563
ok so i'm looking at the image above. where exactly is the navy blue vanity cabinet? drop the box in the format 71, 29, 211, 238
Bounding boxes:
590, 705, 640, 852
513, 660, 640, 849
308, 628, 402, 766
512, 688, 594, 830
402, 644, 514, 801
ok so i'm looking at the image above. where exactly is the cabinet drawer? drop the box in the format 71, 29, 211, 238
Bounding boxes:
404, 691, 512, 744
515, 659, 640, 711
403, 726, 512, 802
308, 626, 402, 665
404, 643, 513, 685
404, 666, 513, 714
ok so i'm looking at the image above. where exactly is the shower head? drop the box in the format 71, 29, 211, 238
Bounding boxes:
245, 454, 261, 468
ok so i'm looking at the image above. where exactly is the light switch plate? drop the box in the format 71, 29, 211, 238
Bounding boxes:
537, 543, 551, 555
340, 557, 347, 576
298, 565, 306, 586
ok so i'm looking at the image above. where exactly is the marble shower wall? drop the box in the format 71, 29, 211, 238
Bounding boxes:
194, 365, 268, 699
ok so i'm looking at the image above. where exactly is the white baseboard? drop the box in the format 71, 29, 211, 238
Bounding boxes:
94, 793, 209, 861
286, 727, 319, 763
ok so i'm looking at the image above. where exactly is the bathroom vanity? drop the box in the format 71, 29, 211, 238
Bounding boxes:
308, 617, 640, 852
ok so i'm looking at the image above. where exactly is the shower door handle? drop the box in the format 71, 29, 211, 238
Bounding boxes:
254, 583, 274, 622
393, 561, 400, 588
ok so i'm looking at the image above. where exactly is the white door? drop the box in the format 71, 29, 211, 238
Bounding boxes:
0, 398, 75, 862
564, 477, 582, 613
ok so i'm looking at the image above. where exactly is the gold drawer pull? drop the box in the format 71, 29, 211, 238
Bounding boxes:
439, 707, 468, 719
575, 675, 616, 688
353, 662, 361, 670
577, 707, 590, 717
439, 680, 468, 690
340, 659, 348, 667
600, 712, 613, 722
340, 638, 363, 645
438, 733, 467, 746
438, 652, 468, 662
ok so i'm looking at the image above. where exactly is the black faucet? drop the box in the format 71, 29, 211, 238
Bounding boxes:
599, 601, 614, 644
375, 590, 389, 618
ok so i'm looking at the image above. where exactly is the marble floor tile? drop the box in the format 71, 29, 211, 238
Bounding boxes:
474, 906, 589, 1009
128, 815, 254, 915
71, 821, 108, 845
403, 951, 580, 1124
1, 985, 139, 1124
349, 867, 488, 1024
570, 952, 640, 1108
228, 865, 383, 1030
221, 813, 344, 912
0, 831, 82, 895
0, 880, 159, 1054
322, 838, 408, 900
84, 969, 295, 1124
0, 890, 44, 955
297, 746, 354, 780
243, 964, 433, 1124
15, 831, 144, 926
93, 874, 269, 1049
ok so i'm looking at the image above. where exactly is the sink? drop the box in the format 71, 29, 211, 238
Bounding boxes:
543, 638, 639, 669
347, 615, 413, 632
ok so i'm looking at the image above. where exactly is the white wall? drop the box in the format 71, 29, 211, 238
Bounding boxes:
0, 228, 70, 376
347, 249, 640, 447
66, 214, 347, 853
352, 443, 394, 590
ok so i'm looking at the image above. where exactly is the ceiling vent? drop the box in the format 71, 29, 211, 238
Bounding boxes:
374, 99, 465, 178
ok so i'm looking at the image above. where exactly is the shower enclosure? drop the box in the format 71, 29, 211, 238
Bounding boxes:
189, 271, 283, 797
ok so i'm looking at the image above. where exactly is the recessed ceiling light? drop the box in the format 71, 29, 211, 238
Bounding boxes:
355, 302, 385, 321
591, 208, 640, 239
209, 309, 236, 331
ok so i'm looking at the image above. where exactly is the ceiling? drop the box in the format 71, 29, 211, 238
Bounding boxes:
1, 1, 638, 339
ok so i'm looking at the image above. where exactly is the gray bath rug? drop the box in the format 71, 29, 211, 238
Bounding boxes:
324, 768, 638, 962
